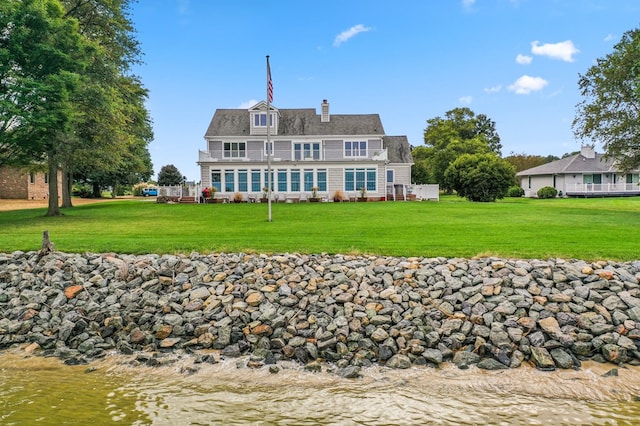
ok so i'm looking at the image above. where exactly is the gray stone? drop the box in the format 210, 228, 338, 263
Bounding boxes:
422, 348, 443, 364
619, 291, 640, 308
530, 347, 555, 369
550, 348, 574, 369
602, 295, 627, 311
370, 315, 392, 325
190, 287, 211, 301
601, 344, 624, 363
378, 345, 395, 361
490, 329, 511, 348
440, 318, 463, 336
617, 335, 636, 350
163, 313, 183, 327
371, 327, 389, 343
452, 351, 480, 368
386, 354, 412, 369
628, 307, 640, 322
337, 365, 361, 378
477, 358, 508, 370
528, 331, 546, 347
590, 323, 615, 335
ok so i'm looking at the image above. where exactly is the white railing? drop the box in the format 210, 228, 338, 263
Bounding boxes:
566, 183, 640, 194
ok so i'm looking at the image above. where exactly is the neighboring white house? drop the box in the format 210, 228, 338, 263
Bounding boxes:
516, 145, 640, 197
197, 100, 414, 201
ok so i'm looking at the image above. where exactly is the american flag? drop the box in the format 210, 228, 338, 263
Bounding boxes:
267, 56, 273, 103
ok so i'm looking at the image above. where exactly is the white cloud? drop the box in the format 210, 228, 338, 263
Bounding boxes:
459, 96, 473, 105
484, 85, 502, 94
531, 40, 579, 62
516, 54, 532, 64
604, 33, 615, 42
508, 75, 548, 95
333, 24, 372, 47
177, 0, 189, 15
462, 0, 476, 9
238, 99, 259, 109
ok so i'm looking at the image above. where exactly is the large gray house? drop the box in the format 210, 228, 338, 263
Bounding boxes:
197, 100, 413, 201
516, 145, 640, 197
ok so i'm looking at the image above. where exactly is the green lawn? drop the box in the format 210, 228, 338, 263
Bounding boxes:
1, 196, 639, 260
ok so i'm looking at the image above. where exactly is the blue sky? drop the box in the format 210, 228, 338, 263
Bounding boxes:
130, 0, 640, 181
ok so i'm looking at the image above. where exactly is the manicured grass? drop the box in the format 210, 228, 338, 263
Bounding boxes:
0, 196, 639, 260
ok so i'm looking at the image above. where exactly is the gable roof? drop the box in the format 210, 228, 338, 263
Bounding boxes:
384, 136, 413, 163
205, 104, 385, 138
516, 152, 618, 176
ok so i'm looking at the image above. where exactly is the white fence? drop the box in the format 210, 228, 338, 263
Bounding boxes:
410, 184, 440, 201
566, 183, 640, 195
158, 185, 201, 201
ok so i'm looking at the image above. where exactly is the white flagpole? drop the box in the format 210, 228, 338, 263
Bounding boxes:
266, 55, 272, 222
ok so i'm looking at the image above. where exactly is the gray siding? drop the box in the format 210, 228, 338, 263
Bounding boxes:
368, 139, 383, 155
246, 141, 263, 161
327, 167, 343, 193
391, 164, 411, 186
273, 140, 291, 160
324, 140, 343, 161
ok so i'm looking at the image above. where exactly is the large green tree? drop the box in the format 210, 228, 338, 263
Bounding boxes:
59, 0, 152, 207
1, 0, 152, 215
157, 164, 184, 186
425, 108, 502, 156
504, 152, 559, 172
444, 153, 515, 202
410, 146, 433, 184
0, 0, 89, 216
573, 27, 640, 171
415, 108, 502, 190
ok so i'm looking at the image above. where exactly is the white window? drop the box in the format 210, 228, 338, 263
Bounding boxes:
254, 113, 274, 127
224, 142, 246, 158
345, 168, 376, 191
294, 143, 320, 160
583, 174, 602, 184
345, 141, 367, 157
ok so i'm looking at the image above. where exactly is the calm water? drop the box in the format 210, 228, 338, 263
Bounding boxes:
1, 350, 640, 425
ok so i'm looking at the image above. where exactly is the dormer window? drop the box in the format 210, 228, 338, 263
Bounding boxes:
254, 113, 274, 127
249, 101, 279, 135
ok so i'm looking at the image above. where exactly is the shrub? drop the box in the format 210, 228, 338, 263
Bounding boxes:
133, 182, 155, 196
537, 186, 558, 199
507, 186, 525, 197
72, 184, 93, 198
444, 153, 516, 202
332, 190, 346, 202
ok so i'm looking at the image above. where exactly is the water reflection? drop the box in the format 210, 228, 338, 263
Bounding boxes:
1, 350, 639, 425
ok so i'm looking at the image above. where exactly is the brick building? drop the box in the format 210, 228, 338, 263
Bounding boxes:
0, 166, 62, 199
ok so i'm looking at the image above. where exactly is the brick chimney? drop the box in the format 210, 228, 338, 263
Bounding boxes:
321, 99, 330, 122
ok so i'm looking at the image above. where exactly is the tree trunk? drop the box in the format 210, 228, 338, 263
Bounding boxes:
61, 167, 73, 208
92, 182, 101, 198
46, 151, 61, 216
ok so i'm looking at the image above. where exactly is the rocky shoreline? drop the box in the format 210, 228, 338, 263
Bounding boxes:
1, 251, 639, 376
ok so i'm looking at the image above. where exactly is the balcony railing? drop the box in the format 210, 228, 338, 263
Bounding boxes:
198, 148, 388, 163
566, 183, 640, 194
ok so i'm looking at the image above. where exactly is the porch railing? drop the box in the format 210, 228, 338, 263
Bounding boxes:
566, 183, 640, 194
